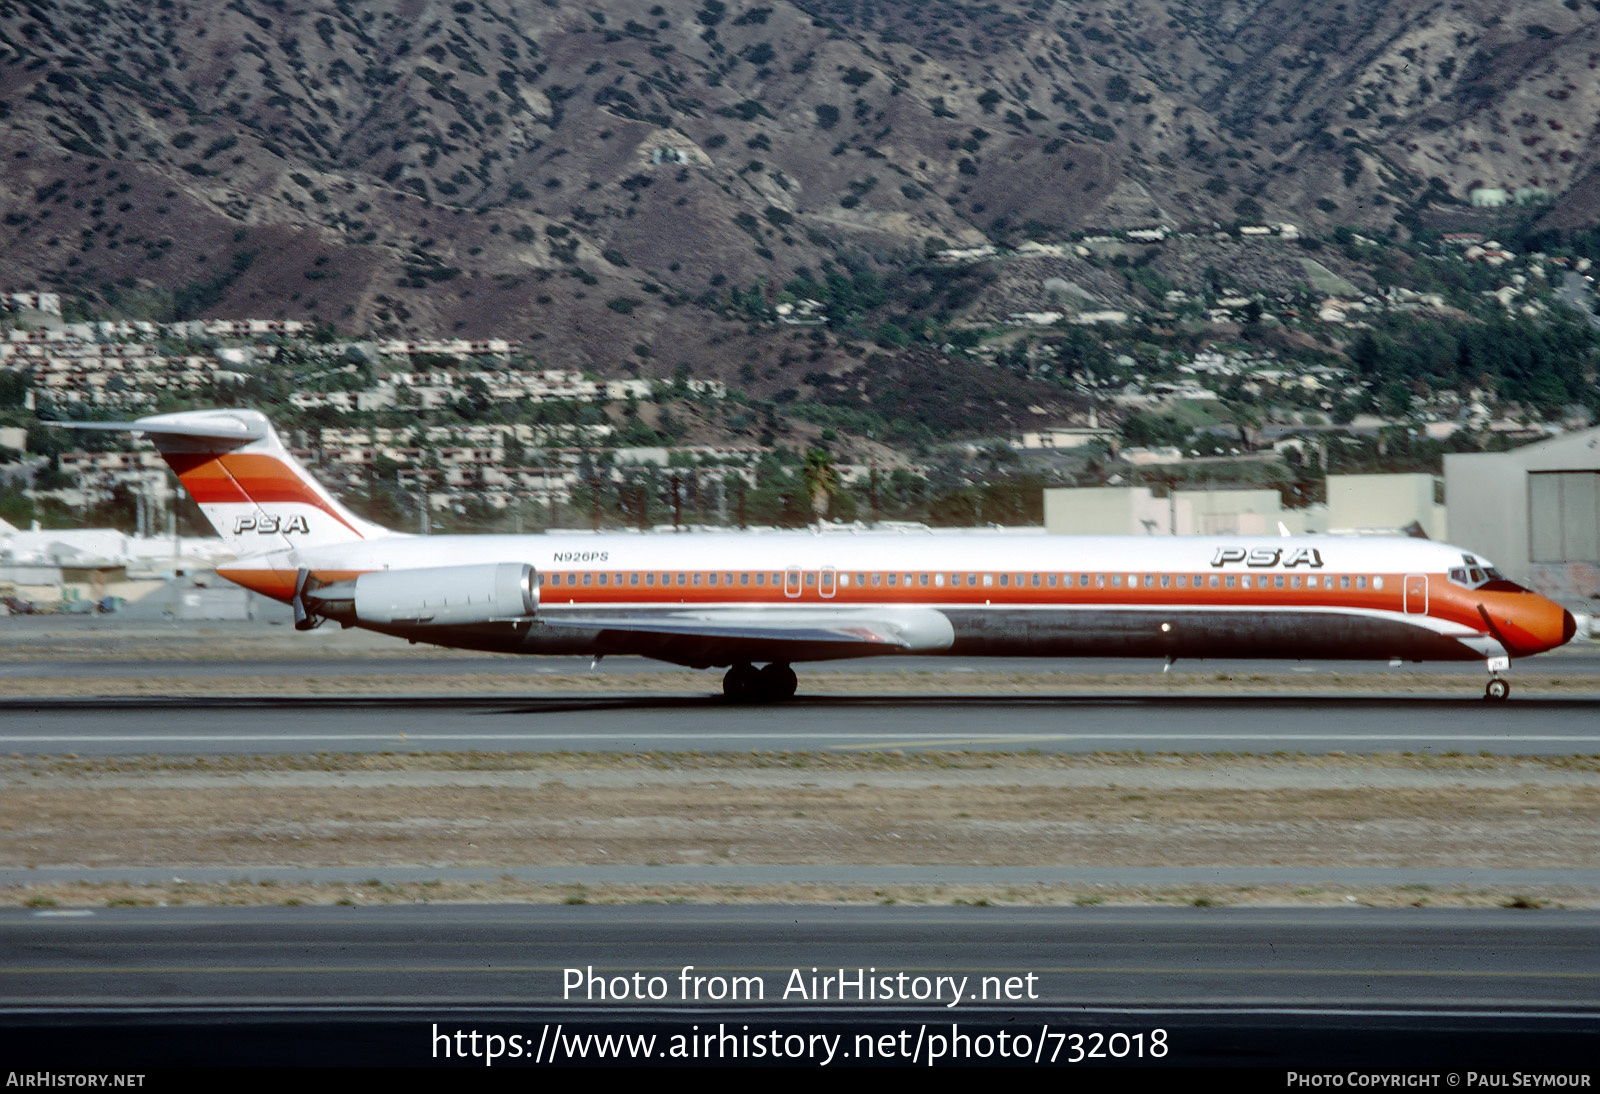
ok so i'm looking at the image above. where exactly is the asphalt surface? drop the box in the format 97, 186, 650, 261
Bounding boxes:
5, 628, 1597, 1069
5, 651, 1599, 678
2, 906, 1596, 1067
4, 692, 1600, 755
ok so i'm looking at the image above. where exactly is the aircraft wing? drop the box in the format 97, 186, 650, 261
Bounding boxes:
536, 606, 954, 666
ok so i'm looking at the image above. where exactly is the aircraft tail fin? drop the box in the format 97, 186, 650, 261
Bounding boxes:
60, 409, 394, 555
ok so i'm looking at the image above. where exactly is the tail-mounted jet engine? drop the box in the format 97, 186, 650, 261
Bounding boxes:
292, 562, 538, 630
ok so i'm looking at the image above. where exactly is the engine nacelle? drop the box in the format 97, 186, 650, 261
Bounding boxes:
352, 562, 538, 626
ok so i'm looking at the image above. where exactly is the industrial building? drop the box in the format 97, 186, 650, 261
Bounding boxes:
1043, 473, 1444, 538
1445, 427, 1600, 602
1326, 473, 1447, 540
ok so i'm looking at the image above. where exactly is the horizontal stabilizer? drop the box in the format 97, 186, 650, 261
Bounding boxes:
58, 408, 391, 553
56, 413, 268, 443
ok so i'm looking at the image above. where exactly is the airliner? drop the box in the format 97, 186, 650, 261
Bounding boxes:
68, 409, 1576, 701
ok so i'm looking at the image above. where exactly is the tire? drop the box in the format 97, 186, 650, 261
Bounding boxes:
722, 663, 760, 702
757, 662, 798, 702
1485, 678, 1510, 701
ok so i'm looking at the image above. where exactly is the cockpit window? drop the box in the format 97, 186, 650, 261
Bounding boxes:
1450, 563, 1523, 592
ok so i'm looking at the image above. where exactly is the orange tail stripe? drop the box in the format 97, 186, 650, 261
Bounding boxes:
166, 453, 362, 536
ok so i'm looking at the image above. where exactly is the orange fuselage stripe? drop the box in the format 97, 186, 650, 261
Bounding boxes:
219, 565, 1488, 630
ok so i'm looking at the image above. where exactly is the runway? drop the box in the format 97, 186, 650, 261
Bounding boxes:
4, 693, 1600, 755
6, 651, 1600, 679
2, 906, 1596, 1067
6, 639, 1597, 1069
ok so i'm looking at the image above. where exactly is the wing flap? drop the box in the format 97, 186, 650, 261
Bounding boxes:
538, 607, 954, 665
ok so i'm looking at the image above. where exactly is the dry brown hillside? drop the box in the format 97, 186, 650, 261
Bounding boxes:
0, 0, 1596, 388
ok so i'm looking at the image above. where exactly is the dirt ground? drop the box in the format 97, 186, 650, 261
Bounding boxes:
5, 622, 1596, 908
4, 751, 1597, 909
6, 668, 1600, 699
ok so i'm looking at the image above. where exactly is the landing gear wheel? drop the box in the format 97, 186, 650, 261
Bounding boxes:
722, 663, 760, 702
757, 662, 798, 702
1485, 677, 1510, 701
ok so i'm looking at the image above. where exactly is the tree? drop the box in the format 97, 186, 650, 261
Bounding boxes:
800, 447, 839, 526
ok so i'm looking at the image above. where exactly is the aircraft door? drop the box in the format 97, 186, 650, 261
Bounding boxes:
1404, 574, 1428, 614
784, 566, 802, 598
819, 566, 836, 599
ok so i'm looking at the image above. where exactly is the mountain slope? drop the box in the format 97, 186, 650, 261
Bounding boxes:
0, 0, 1596, 394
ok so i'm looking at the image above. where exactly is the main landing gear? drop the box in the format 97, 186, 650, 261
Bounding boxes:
1484, 654, 1511, 701
722, 662, 798, 703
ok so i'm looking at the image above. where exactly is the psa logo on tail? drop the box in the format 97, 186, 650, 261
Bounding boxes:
58, 409, 394, 554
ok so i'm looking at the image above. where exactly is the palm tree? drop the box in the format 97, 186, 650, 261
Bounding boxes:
800, 447, 840, 528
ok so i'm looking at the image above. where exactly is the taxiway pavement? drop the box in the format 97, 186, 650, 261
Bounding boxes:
4, 692, 1600, 755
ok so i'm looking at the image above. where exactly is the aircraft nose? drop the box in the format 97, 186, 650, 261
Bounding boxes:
1479, 595, 1580, 655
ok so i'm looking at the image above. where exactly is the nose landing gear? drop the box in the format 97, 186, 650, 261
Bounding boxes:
722, 661, 799, 703
1484, 654, 1511, 701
